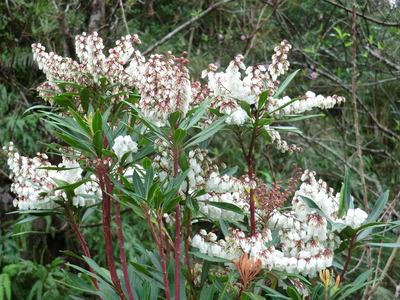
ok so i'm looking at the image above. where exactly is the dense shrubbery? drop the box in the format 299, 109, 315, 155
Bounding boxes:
0, 29, 397, 300
0, 1, 399, 299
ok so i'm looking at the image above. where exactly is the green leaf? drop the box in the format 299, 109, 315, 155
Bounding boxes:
199, 284, 216, 299
278, 114, 325, 123
338, 169, 351, 218
163, 196, 181, 213
366, 190, 389, 223
178, 151, 189, 171
57, 132, 95, 155
299, 196, 341, 231
52, 94, 76, 110
257, 284, 291, 299
239, 101, 251, 116
286, 286, 301, 300
80, 88, 90, 112
268, 97, 299, 115
142, 157, 152, 169
93, 130, 103, 156
52, 178, 90, 192
185, 116, 227, 149
205, 201, 243, 215
92, 110, 103, 134
132, 170, 145, 196
82, 256, 112, 283
257, 117, 273, 126
218, 218, 229, 236
258, 90, 269, 110
173, 128, 187, 145
367, 242, 400, 248
190, 251, 229, 263
180, 98, 211, 130
273, 69, 300, 98
241, 292, 265, 300
168, 111, 181, 127
68, 109, 91, 136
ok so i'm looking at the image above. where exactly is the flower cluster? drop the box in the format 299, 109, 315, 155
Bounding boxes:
268, 91, 345, 117
264, 126, 303, 153
197, 172, 249, 221
200, 41, 345, 128
343, 208, 368, 228
3, 143, 100, 209
202, 55, 272, 125
137, 53, 192, 125
152, 138, 251, 221
112, 135, 138, 161
268, 40, 292, 81
192, 228, 273, 262
32, 32, 144, 103
192, 170, 368, 278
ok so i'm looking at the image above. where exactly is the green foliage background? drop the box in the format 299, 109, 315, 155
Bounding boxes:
0, 0, 399, 299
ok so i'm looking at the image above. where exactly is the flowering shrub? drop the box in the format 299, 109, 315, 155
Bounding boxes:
2, 32, 394, 300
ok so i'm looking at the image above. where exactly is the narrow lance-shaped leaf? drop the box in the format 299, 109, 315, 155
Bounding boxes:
273, 69, 300, 98
180, 98, 211, 130
338, 168, 351, 218
185, 116, 227, 149
366, 190, 389, 223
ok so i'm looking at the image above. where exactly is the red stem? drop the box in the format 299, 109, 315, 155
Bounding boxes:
157, 213, 171, 300
184, 210, 193, 284
172, 147, 181, 300
114, 200, 135, 300
70, 218, 99, 289
97, 165, 126, 299
340, 236, 356, 282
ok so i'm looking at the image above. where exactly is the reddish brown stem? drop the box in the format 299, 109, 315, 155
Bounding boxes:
172, 147, 181, 300
165, 233, 171, 260
340, 236, 356, 282
144, 208, 170, 299
157, 213, 171, 300
114, 200, 135, 300
70, 217, 99, 289
97, 164, 126, 299
184, 210, 193, 284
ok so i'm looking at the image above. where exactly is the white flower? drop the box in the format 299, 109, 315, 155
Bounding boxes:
226, 108, 248, 125
112, 135, 138, 160
344, 208, 368, 228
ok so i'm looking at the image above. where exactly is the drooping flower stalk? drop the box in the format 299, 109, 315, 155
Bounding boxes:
114, 200, 135, 300
96, 162, 126, 300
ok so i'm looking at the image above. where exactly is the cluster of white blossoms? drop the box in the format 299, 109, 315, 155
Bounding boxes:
268, 40, 292, 81
264, 125, 303, 153
152, 139, 250, 221
192, 229, 273, 261
268, 91, 345, 117
201, 54, 271, 125
197, 172, 249, 221
136, 53, 192, 126
192, 170, 369, 278
3, 143, 100, 210
112, 135, 138, 161
153, 139, 217, 189
343, 208, 368, 229
32, 32, 144, 103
